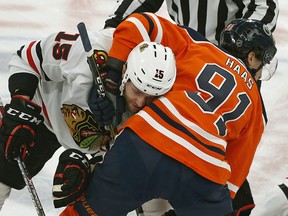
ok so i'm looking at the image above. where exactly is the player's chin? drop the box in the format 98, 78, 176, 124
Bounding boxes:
128, 104, 141, 113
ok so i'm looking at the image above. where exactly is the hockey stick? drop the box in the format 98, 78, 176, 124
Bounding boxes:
16, 157, 46, 216
0, 97, 46, 216
77, 23, 144, 216
77, 22, 116, 139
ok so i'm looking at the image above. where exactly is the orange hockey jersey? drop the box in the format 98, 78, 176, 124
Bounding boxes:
112, 13, 266, 198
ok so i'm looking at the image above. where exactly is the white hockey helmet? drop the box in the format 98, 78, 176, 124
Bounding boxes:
120, 41, 176, 96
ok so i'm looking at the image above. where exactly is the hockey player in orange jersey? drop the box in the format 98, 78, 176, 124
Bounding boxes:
103, 13, 277, 200
56, 14, 277, 216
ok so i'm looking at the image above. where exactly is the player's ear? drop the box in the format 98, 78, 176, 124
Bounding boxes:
246, 51, 257, 68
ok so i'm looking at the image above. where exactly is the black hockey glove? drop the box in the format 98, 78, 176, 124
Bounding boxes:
89, 84, 126, 126
53, 149, 91, 208
0, 96, 43, 161
104, 69, 121, 95
88, 84, 115, 127
233, 179, 254, 216
224, 204, 255, 216
162, 210, 176, 216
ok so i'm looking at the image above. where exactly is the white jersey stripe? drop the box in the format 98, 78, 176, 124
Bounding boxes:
126, 17, 151, 42
137, 110, 231, 171
159, 96, 227, 149
227, 181, 239, 194
145, 13, 163, 43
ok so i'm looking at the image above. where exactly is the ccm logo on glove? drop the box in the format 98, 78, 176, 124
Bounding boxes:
0, 96, 43, 161
6, 107, 42, 125
53, 149, 91, 208
69, 151, 90, 169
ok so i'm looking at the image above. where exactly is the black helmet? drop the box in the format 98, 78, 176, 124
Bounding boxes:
220, 18, 277, 65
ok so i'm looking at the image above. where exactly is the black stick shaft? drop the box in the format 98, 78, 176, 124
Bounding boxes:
77, 22, 116, 138
77, 22, 106, 98
17, 157, 46, 216
77, 23, 144, 215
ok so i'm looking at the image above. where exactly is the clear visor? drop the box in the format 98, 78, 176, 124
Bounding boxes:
259, 57, 278, 81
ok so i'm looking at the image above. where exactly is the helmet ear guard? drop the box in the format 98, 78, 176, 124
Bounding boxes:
120, 41, 176, 96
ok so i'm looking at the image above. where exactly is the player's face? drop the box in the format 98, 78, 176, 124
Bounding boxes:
247, 52, 263, 80
123, 81, 158, 113
251, 58, 263, 80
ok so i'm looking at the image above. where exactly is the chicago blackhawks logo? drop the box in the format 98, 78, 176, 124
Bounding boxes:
93, 50, 108, 70
61, 104, 110, 150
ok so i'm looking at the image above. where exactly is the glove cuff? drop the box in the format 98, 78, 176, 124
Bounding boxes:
106, 69, 122, 84
9, 72, 39, 99
5, 96, 43, 126
11, 95, 42, 113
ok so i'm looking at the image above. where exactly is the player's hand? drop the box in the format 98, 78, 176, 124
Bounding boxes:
162, 210, 176, 216
53, 149, 91, 208
88, 84, 115, 126
0, 96, 43, 161
104, 69, 121, 95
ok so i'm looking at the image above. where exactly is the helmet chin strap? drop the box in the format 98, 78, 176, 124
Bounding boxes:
119, 71, 129, 96
250, 63, 264, 78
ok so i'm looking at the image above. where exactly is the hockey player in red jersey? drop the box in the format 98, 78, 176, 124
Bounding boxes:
57, 15, 277, 216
